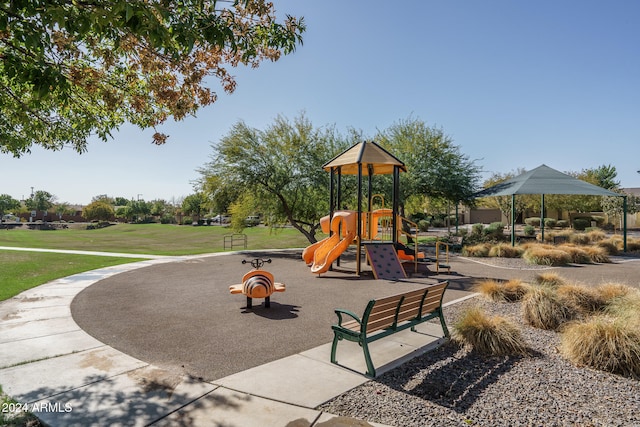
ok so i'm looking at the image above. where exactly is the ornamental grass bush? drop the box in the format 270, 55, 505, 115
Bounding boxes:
453, 307, 529, 356
568, 233, 591, 245
605, 290, 640, 327
523, 246, 571, 266
534, 272, 567, 287
597, 239, 619, 255
560, 316, 640, 378
627, 238, 640, 252
522, 285, 577, 330
556, 244, 592, 264
488, 243, 524, 258
595, 282, 637, 302
556, 283, 606, 314
583, 246, 611, 263
462, 243, 491, 257
560, 285, 640, 378
473, 279, 530, 302
585, 229, 606, 242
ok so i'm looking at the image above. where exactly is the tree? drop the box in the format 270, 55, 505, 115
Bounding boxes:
25, 190, 55, 214
601, 190, 639, 231
54, 202, 74, 221
127, 199, 151, 222
114, 196, 130, 206
0, 1, 305, 156
0, 193, 20, 218
181, 192, 208, 223
546, 165, 621, 214
199, 114, 351, 243
375, 117, 481, 217
82, 200, 115, 221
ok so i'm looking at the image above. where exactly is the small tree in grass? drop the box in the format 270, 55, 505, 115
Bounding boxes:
82, 201, 115, 222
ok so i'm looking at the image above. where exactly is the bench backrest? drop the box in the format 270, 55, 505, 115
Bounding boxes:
362, 281, 448, 334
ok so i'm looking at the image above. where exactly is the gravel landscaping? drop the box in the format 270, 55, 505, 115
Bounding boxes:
318, 296, 640, 427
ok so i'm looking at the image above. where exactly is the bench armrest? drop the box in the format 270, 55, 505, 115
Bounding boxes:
334, 308, 362, 327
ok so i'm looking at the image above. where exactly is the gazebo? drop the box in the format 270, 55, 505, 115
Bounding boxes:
473, 164, 628, 251
322, 141, 407, 275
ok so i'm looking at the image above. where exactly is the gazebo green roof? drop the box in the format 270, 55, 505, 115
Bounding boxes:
473, 164, 620, 197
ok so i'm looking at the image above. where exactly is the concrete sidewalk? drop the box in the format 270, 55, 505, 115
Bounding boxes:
0, 254, 454, 427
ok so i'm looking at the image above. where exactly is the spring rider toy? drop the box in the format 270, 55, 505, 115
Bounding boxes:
229, 258, 286, 309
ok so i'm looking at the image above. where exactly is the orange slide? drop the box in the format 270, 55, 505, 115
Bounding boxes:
303, 211, 356, 274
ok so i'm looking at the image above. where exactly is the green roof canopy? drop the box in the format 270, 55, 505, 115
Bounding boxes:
473, 164, 620, 197
473, 164, 626, 250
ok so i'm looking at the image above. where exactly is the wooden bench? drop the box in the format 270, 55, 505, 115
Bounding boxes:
330, 281, 450, 377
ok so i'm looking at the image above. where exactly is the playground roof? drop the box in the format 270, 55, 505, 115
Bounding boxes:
472, 164, 620, 197
323, 140, 407, 175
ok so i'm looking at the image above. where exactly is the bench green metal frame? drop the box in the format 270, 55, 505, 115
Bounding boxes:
330, 281, 450, 377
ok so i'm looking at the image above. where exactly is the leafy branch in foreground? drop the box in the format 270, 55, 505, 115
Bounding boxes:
0, 0, 305, 156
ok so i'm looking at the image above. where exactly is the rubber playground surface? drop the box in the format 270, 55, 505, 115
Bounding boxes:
68, 248, 640, 383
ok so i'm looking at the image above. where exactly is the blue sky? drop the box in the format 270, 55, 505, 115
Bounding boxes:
1, 0, 639, 205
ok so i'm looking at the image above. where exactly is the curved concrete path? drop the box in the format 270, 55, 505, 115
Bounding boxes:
1, 246, 638, 426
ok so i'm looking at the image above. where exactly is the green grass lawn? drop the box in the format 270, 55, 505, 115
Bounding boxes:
0, 251, 146, 301
0, 223, 310, 255
0, 223, 313, 301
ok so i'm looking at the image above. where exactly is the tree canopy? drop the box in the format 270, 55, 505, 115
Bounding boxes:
198, 114, 351, 242
0, 0, 305, 156
376, 117, 481, 208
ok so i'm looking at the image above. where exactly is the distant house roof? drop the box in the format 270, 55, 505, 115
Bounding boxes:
473, 164, 621, 198
623, 187, 640, 196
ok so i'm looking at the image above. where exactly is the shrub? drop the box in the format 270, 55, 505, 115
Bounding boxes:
523, 225, 535, 236
453, 307, 529, 356
471, 223, 484, 236
556, 220, 570, 228
418, 219, 429, 232
473, 279, 530, 302
560, 317, 640, 378
485, 222, 505, 238
525, 217, 541, 227
462, 243, 490, 257
488, 243, 524, 258
522, 286, 577, 330
573, 218, 590, 231
523, 246, 571, 266
544, 218, 557, 228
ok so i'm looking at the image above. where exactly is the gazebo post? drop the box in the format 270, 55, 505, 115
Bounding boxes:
540, 194, 545, 243
511, 194, 516, 246
623, 195, 628, 252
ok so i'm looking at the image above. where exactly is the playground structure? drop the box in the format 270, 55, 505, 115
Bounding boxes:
229, 258, 286, 308
302, 208, 424, 276
302, 141, 426, 277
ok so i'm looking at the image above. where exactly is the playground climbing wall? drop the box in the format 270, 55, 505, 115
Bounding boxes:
364, 243, 407, 280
